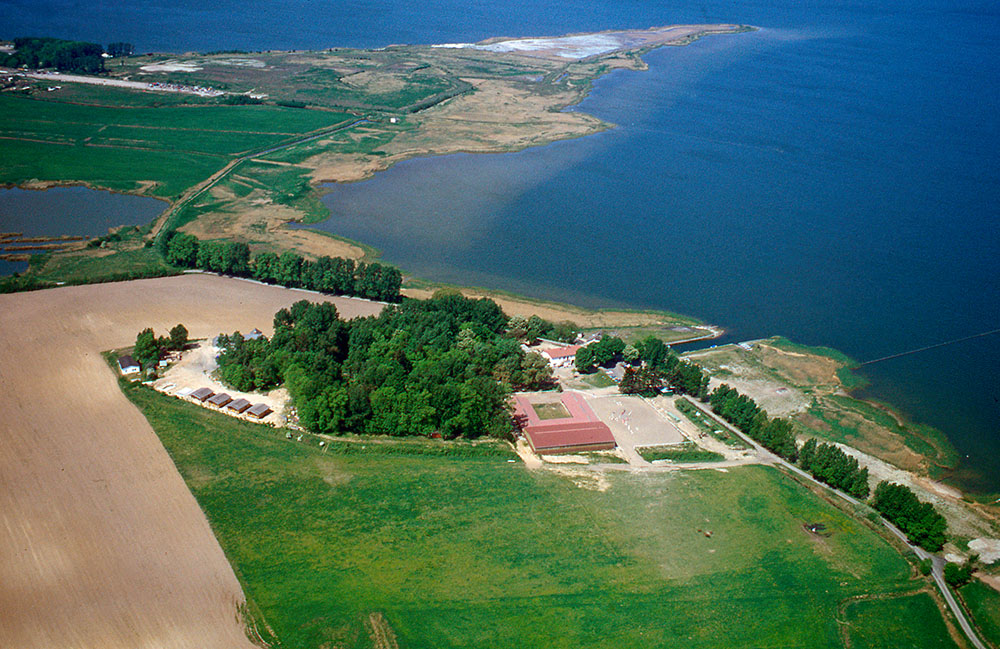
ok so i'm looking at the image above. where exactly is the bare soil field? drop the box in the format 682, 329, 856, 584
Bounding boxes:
0, 275, 383, 649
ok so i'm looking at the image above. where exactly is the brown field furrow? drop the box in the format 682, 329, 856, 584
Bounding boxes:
0, 274, 384, 649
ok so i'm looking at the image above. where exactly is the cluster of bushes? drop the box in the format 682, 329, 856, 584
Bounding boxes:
220, 94, 263, 105
798, 438, 870, 499
943, 557, 977, 587
4, 37, 105, 74
160, 231, 402, 302
708, 384, 798, 460
133, 324, 188, 370
871, 481, 948, 551
216, 292, 555, 439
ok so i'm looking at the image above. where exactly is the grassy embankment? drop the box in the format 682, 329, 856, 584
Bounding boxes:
121, 379, 956, 648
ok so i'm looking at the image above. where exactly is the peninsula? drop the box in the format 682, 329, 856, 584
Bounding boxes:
1, 25, 749, 265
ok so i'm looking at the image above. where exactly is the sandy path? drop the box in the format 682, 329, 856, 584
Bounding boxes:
0, 275, 383, 649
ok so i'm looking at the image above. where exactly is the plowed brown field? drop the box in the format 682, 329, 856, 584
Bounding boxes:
0, 274, 383, 649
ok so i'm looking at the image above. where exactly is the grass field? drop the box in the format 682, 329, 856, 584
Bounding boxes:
842, 593, 960, 648
0, 94, 353, 198
120, 380, 951, 648
33, 246, 177, 284
533, 402, 570, 420
637, 442, 724, 463
960, 580, 1000, 647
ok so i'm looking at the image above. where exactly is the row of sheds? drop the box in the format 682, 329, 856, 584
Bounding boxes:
188, 387, 272, 419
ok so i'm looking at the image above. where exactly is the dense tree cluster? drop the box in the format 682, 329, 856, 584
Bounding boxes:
575, 335, 626, 372
573, 333, 709, 398
798, 438, 870, 499
636, 336, 709, 397
870, 481, 948, 551
943, 560, 975, 587
133, 324, 188, 370
160, 231, 401, 302
506, 314, 576, 344
708, 385, 798, 460
4, 37, 105, 74
619, 366, 664, 395
216, 293, 554, 438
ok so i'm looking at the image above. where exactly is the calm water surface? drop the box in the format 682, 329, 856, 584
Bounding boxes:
0, 187, 166, 275
5, 0, 999, 491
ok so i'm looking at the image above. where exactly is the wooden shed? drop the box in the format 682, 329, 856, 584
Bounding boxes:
207, 393, 232, 408
226, 398, 252, 413
247, 403, 273, 419
190, 387, 215, 402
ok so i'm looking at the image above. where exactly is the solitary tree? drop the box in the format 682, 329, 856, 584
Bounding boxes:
134, 328, 160, 369
169, 323, 189, 350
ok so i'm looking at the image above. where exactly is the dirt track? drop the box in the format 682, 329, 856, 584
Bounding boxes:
0, 275, 383, 649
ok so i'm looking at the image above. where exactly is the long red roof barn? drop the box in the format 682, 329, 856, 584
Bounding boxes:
512, 392, 616, 454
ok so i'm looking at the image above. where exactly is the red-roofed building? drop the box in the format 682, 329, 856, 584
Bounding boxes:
512, 392, 616, 454
539, 345, 582, 368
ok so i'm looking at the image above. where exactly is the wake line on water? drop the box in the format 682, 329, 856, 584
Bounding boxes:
859, 328, 1000, 366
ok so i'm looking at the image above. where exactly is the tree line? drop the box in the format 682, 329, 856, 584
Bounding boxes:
215, 292, 556, 439
159, 231, 402, 302
4, 37, 105, 74
798, 438, 870, 499
105, 42, 134, 58
870, 481, 948, 551
708, 384, 798, 460
708, 383, 948, 550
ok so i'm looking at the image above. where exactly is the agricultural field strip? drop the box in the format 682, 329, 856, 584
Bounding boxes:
0, 275, 384, 649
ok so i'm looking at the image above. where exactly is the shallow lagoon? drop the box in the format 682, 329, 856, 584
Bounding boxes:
0, 187, 166, 275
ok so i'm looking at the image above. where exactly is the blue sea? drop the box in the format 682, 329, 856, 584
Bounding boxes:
4, 0, 999, 491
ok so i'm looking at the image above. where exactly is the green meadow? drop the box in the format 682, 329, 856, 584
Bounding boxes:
842, 593, 960, 648
959, 580, 1000, 647
0, 94, 353, 198
121, 381, 959, 648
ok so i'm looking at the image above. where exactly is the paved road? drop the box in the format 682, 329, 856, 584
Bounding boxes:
682, 399, 988, 649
